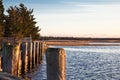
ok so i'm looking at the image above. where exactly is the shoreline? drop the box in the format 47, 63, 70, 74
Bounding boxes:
45, 40, 120, 46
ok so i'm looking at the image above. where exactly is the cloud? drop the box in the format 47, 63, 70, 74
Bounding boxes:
37, 3, 120, 37
61, 0, 120, 5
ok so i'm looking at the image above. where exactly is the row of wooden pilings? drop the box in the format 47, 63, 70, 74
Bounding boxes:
0, 41, 47, 77
0, 40, 67, 80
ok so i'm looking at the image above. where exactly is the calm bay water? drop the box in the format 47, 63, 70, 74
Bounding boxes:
32, 46, 120, 80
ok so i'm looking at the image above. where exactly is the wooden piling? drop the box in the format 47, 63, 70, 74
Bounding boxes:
25, 42, 28, 73
2, 40, 47, 77
13, 43, 21, 76
38, 42, 41, 63
0, 44, 3, 71
38, 42, 44, 63
28, 42, 33, 71
39, 42, 42, 63
21, 42, 28, 74
2, 43, 21, 76
46, 48, 66, 80
27, 42, 32, 72
36, 42, 39, 65
2, 43, 13, 74
35, 42, 37, 66
17, 43, 22, 77
40, 42, 45, 63
0, 57, 2, 71
32, 42, 36, 68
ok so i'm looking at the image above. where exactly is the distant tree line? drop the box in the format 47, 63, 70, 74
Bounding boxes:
0, 0, 40, 40
40, 36, 120, 41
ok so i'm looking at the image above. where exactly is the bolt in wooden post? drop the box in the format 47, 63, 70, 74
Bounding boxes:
46, 48, 66, 80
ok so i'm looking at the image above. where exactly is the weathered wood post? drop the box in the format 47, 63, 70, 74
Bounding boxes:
27, 42, 32, 72
34, 42, 38, 66
17, 43, 22, 77
0, 56, 2, 71
42, 41, 46, 54
2, 43, 21, 76
21, 42, 28, 74
36, 42, 39, 65
2, 43, 13, 74
38, 42, 41, 63
0, 44, 3, 71
32, 41, 36, 68
39, 42, 42, 63
35, 42, 37, 66
39, 41, 46, 63
28, 42, 33, 71
46, 48, 66, 80
25, 42, 28, 73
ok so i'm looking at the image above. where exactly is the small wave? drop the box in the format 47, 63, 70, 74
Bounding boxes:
64, 47, 120, 53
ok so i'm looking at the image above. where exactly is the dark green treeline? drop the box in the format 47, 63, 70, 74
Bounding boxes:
0, 0, 40, 40
0, 0, 4, 37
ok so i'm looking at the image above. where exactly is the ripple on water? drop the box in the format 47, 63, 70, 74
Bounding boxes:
31, 46, 120, 80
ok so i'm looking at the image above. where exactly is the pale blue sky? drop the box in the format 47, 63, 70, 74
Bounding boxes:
3, 0, 120, 37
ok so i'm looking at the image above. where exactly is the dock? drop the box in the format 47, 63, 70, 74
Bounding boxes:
0, 37, 47, 78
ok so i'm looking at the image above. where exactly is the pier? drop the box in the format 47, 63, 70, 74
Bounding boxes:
0, 37, 67, 80
0, 38, 47, 78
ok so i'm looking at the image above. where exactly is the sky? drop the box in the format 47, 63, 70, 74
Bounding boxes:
3, 0, 120, 38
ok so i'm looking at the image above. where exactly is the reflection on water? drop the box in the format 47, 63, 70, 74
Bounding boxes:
31, 56, 47, 80
32, 46, 120, 80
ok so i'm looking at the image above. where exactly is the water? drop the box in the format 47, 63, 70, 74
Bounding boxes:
32, 46, 120, 80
